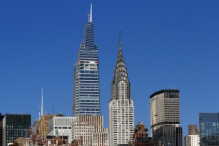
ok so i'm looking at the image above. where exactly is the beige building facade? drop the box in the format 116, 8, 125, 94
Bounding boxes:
72, 115, 108, 146
39, 114, 64, 139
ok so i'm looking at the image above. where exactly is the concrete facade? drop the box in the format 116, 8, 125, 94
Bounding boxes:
150, 89, 182, 146
48, 117, 76, 144
39, 113, 64, 139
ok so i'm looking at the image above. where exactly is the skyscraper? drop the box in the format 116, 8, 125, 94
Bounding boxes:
109, 35, 134, 146
199, 113, 219, 145
3, 114, 31, 146
150, 89, 182, 146
73, 4, 100, 116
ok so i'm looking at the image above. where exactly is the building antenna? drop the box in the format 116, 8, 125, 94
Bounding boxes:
39, 103, 41, 119
41, 87, 44, 117
89, 3, 92, 22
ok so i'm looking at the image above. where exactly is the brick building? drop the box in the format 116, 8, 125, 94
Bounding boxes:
133, 122, 154, 146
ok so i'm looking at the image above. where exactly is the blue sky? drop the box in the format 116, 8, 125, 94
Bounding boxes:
1, 1, 219, 136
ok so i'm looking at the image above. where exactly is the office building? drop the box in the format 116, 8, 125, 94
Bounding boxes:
48, 117, 76, 144
184, 125, 200, 146
150, 89, 182, 146
133, 122, 155, 146
109, 36, 134, 146
72, 4, 100, 116
199, 113, 219, 145
0, 113, 4, 146
3, 114, 31, 146
72, 115, 108, 146
39, 113, 64, 139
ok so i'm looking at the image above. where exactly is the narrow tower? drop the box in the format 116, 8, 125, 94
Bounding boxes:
109, 32, 134, 146
73, 4, 100, 116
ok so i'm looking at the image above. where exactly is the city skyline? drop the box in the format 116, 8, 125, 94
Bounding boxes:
1, 1, 219, 138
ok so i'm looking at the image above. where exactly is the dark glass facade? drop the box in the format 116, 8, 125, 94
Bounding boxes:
199, 113, 219, 146
3, 114, 31, 146
72, 6, 100, 116
153, 125, 182, 146
0, 113, 4, 146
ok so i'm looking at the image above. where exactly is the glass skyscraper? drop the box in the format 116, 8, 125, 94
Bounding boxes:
72, 4, 100, 116
199, 113, 219, 146
3, 114, 31, 146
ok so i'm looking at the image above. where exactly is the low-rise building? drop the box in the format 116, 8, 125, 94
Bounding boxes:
48, 117, 76, 144
39, 113, 64, 139
133, 122, 154, 146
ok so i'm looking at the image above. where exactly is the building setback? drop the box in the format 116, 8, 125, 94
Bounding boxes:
72, 4, 100, 116
3, 114, 31, 146
72, 115, 108, 146
184, 125, 200, 146
109, 35, 134, 146
199, 113, 219, 145
150, 89, 182, 146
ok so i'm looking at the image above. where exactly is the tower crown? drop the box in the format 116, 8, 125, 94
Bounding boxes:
111, 30, 130, 100
83, 4, 95, 49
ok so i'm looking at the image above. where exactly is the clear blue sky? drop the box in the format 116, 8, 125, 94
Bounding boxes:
1, 1, 219, 136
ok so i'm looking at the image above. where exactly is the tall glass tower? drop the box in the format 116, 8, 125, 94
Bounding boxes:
73, 4, 100, 116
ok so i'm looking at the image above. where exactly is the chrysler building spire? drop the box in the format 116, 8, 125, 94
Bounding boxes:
109, 31, 134, 145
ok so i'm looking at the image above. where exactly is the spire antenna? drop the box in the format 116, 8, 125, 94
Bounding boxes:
39, 103, 41, 119
119, 27, 122, 50
89, 3, 92, 22
41, 87, 44, 117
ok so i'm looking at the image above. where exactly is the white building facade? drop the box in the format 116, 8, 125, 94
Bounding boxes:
109, 39, 134, 146
48, 117, 76, 144
184, 125, 200, 146
185, 135, 200, 146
